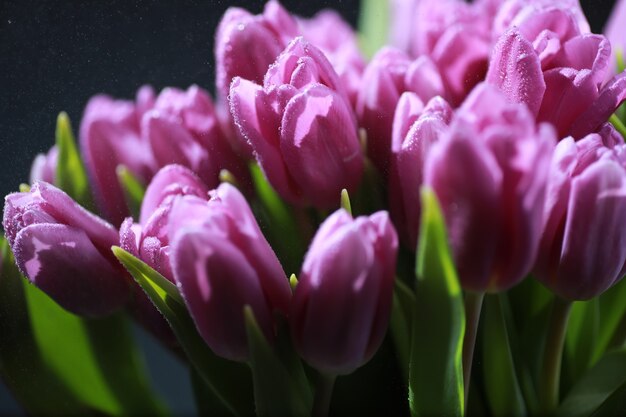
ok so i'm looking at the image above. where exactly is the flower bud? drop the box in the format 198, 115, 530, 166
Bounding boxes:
120, 164, 208, 282
169, 183, 291, 361
291, 209, 398, 375
389, 93, 452, 249
30, 145, 58, 184
142, 85, 247, 191
3, 182, 130, 317
356, 47, 445, 175
80, 86, 157, 225
534, 134, 626, 300
230, 37, 363, 208
424, 83, 556, 292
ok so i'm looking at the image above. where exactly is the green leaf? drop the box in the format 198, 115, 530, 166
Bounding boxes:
594, 277, 626, 362
565, 299, 599, 385
390, 278, 414, 381
589, 379, 626, 417
358, 0, 389, 58
244, 307, 312, 417
116, 165, 146, 220
55, 112, 94, 209
610, 114, 626, 139
249, 163, 305, 274
112, 246, 254, 417
482, 295, 526, 417
557, 349, 626, 417
409, 188, 465, 417
0, 238, 165, 416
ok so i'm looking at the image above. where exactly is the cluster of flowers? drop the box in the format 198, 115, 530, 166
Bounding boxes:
3, 0, 626, 411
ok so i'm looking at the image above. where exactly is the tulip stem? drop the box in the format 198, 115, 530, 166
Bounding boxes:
463, 291, 484, 406
539, 296, 572, 414
312, 372, 336, 417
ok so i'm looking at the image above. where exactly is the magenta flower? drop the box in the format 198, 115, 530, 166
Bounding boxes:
169, 183, 291, 361
424, 83, 556, 292
81, 85, 243, 226
356, 47, 445, 174
30, 145, 58, 184
605, 0, 626, 73
487, 6, 626, 138
119, 164, 208, 282
534, 131, 626, 300
3, 182, 130, 317
230, 37, 363, 209
80, 86, 156, 225
298, 9, 365, 106
389, 93, 452, 250
291, 209, 398, 375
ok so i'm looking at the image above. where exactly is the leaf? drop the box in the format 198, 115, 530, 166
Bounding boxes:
244, 307, 312, 417
557, 349, 626, 417
409, 188, 465, 417
0, 237, 166, 416
116, 165, 146, 220
55, 112, 94, 209
589, 379, 626, 417
594, 277, 626, 362
358, 0, 389, 58
249, 163, 305, 274
390, 278, 414, 381
482, 295, 526, 417
112, 246, 254, 417
609, 114, 626, 139
565, 299, 599, 385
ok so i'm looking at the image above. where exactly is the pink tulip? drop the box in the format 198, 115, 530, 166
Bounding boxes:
389, 93, 452, 249
230, 37, 363, 209
3, 182, 130, 317
30, 145, 58, 184
291, 209, 398, 375
534, 132, 626, 300
424, 83, 556, 292
356, 47, 445, 174
169, 183, 291, 361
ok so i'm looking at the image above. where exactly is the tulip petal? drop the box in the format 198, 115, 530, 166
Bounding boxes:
486, 28, 545, 115
13, 223, 129, 317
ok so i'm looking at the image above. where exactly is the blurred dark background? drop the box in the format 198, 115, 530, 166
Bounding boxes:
0, 0, 618, 414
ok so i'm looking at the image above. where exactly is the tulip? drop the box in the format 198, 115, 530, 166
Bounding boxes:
356, 47, 445, 175
230, 37, 363, 209
487, 7, 626, 139
389, 93, 452, 249
605, 0, 626, 73
214, 0, 299, 158
534, 133, 626, 300
169, 183, 291, 361
119, 164, 208, 282
80, 85, 156, 225
298, 9, 365, 106
424, 83, 556, 292
142, 85, 247, 191
30, 145, 58, 184
3, 182, 130, 317
290, 209, 398, 375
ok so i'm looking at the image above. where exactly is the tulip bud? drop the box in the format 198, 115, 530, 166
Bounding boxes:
230, 37, 363, 209
291, 209, 398, 375
424, 83, 556, 292
3, 182, 130, 317
356, 47, 445, 175
80, 86, 157, 225
169, 183, 291, 361
389, 93, 452, 249
142, 85, 247, 191
30, 145, 58, 184
534, 134, 626, 300
120, 164, 208, 282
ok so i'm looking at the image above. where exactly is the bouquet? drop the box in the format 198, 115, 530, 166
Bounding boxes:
1, 0, 626, 415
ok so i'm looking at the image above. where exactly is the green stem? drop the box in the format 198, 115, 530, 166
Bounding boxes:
539, 297, 572, 415
312, 373, 336, 417
463, 291, 485, 406
608, 312, 626, 350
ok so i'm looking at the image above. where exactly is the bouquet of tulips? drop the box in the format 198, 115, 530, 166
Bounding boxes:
2, 0, 626, 415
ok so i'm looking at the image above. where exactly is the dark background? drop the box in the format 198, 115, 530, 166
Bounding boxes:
0, 0, 618, 414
